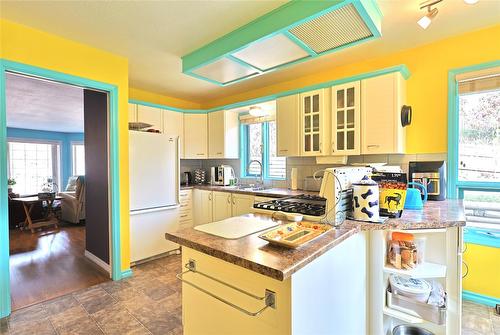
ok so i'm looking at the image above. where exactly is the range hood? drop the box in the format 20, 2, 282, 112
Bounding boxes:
182, 0, 382, 86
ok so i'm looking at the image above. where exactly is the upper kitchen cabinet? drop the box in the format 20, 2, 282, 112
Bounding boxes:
128, 103, 137, 123
137, 105, 163, 132
208, 110, 239, 159
276, 94, 300, 157
361, 73, 407, 154
184, 113, 208, 159
331, 81, 361, 155
300, 89, 329, 156
164, 109, 185, 158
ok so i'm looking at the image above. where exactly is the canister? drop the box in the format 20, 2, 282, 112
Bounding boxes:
352, 176, 380, 221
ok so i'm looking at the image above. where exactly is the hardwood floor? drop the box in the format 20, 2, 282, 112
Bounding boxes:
9, 224, 110, 311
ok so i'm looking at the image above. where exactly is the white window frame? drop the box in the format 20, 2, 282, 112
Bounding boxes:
7, 138, 62, 195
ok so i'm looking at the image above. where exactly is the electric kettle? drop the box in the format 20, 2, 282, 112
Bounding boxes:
404, 182, 428, 210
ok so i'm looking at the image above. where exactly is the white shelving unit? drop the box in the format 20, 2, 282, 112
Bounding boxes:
383, 262, 447, 279
370, 228, 462, 335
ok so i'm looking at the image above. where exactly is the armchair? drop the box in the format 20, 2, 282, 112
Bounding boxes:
59, 176, 85, 224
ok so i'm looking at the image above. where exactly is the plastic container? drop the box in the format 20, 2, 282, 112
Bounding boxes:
414, 237, 427, 265
389, 274, 432, 303
387, 287, 447, 325
387, 232, 418, 270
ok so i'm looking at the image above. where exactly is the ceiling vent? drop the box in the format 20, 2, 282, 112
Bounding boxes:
288, 4, 373, 54
183, 0, 382, 86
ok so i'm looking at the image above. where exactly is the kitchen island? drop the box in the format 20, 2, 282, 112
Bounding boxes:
165, 200, 466, 335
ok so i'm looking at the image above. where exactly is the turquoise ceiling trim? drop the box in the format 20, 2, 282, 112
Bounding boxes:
131, 64, 410, 115
182, 0, 383, 86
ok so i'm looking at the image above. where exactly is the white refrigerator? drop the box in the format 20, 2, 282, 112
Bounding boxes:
129, 131, 180, 263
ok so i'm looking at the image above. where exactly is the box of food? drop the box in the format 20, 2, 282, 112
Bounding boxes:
371, 172, 407, 218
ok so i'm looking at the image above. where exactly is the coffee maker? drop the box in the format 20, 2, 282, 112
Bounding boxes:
408, 161, 446, 201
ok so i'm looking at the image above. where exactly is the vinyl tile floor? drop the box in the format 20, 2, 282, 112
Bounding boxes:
1, 253, 499, 335
1, 253, 182, 335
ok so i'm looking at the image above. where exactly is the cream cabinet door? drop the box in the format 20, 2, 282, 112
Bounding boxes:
208, 110, 224, 158
128, 103, 137, 123
184, 114, 208, 159
276, 95, 300, 157
231, 193, 255, 217
212, 191, 232, 222
193, 189, 213, 225
361, 73, 406, 154
137, 105, 163, 132
164, 109, 184, 158
331, 81, 361, 155
208, 110, 239, 159
300, 89, 328, 156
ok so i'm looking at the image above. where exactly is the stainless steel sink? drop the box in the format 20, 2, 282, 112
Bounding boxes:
235, 185, 268, 191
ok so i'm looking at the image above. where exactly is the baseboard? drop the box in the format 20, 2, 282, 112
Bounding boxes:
121, 269, 133, 279
130, 248, 181, 267
463, 290, 500, 307
84, 250, 111, 274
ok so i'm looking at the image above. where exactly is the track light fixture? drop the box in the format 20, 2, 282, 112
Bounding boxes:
418, 0, 443, 29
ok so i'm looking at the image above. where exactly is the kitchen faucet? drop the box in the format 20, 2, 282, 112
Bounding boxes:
248, 160, 264, 187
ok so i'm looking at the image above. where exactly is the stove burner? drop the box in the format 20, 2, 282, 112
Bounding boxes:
253, 194, 326, 217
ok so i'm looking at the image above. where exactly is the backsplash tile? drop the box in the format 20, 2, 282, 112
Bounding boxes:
181, 153, 447, 189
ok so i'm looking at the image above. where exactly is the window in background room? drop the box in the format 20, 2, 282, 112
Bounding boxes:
72, 143, 85, 175
7, 141, 61, 195
458, 73, 500, 182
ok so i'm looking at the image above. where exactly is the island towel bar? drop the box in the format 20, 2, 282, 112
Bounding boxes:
176, 259, 276, 317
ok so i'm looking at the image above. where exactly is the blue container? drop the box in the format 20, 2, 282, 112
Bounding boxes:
404, 182, 428, 210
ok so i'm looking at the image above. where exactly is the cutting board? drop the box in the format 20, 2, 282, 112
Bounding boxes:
194, 216, 279, 239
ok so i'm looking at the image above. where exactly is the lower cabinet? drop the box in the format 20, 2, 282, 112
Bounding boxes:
212, 191, 233, 222
193, 189, 256, 225
193, 189, 213, 226
231, 193, 255, 217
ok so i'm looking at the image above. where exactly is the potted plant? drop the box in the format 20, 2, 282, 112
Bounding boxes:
7, 178, 16, 194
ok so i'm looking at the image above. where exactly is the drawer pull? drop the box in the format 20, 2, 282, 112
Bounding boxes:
367, 144, 380, 148
180, 215, 188, 218
279, 149, 288, 152
196, 153, 205, 156
176, 260, 276, 317
217, 152, 222, 155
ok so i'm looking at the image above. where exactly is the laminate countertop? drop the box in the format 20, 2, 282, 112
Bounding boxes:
165, 200, 466, 281
180, 184, 318, 198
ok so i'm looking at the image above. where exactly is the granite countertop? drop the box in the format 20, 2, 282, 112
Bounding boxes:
165, 213, 358, 281
165, 200, 466, 281
180, 184, 318, 198
342, 199, 466, 231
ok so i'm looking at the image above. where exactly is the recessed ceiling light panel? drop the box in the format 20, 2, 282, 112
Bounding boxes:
231, 33, 310, 71
191, 57, 258, 85
183, 1, 382, 86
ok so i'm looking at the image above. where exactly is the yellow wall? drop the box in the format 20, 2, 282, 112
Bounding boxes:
129, 87, 201, 110
463, 243, 500, 299
0, 19, 131, 271
202, 24, 500, 154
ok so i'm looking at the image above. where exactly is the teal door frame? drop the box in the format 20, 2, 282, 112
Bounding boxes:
447, 59, 500, 199
0, 59, 125, 318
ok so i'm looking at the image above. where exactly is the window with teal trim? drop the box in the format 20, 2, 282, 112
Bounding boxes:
452, 68, 500, 231
242, 121, 286, 180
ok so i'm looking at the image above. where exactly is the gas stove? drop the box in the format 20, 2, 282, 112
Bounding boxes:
253, 194, 327, 221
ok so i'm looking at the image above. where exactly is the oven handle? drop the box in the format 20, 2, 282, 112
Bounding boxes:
176, 260, 276, 317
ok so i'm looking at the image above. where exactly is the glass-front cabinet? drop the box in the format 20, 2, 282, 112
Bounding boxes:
331, 81, 361, 155
300, 89, 326, 156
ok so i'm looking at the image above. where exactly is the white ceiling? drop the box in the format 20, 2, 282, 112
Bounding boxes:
1, 1, 499, 104
6, 73, 84, 133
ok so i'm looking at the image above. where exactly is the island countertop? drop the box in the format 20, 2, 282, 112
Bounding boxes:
165, 200, 466, 281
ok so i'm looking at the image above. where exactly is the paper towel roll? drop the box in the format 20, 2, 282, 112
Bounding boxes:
291, 168, 298, 190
